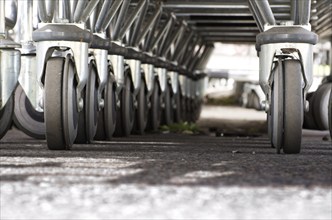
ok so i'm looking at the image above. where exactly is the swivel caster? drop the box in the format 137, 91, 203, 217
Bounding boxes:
0, 96, 14, 140
13, 85, 45, 139
95, 74, 117, 140
147, 79, 161, 132
76, 64, 99, 143
114, 71, 134, 136
133, 78, 148, 135
312, 83, 331, 130
303, 92, 318, 130
304, 84, 332, 131
173, 88, 182, 123
270, 59, 303, 154
44, 56, 79, 150
161, 83, 173, 126
329, 87, 332, 139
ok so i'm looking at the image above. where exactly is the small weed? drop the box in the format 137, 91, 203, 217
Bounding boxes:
160, 122, 199, 134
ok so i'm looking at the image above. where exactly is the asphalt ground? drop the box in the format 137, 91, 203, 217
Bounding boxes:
0, 106, 331, 219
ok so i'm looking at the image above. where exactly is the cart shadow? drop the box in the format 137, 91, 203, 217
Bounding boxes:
1, 129, 331, 188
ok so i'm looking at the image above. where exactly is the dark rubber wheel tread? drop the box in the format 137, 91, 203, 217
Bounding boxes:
75, 90, 87, 144
282, 60, 303, 154
13, 85, 45, 139
147, 80, 161, 131
180, 95, 187, 122
267, 113, 273, 148
272, 60, 303, 154
271, 61, 285, 151
44, 57, 78, 150
114, 73, 134, 137
193, 100, 203, 122
62, 57, 79, 147
86, 65, 99, 141
162, 84, 173, 126
95, 76, 117, 140
134, 78, 148, 135
173, 89, 182, 123
303, 92, 318, 130
76, 64, 99, 143
0, 95, 14, 140
312, 83, 331, 130
328, 86, 332, 139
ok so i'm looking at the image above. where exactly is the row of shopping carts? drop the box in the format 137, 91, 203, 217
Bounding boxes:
0, 0, 210, 150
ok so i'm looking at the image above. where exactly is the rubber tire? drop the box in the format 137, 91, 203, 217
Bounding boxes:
44, 57, 78, 150
134, 78, 148, 135
188, 99, 195, 122
75, 89, 87, 143
76, 64, 99, 143
173, 89, 182, 123
0, 95, 14, 140
95, 76, 117, 140
162, 83, 173, 126
271, 59, 303, 154
180, 95, 187, 122
271, 65, 282, 151
147, 80, 161, 132
303, 92, 318, 130
267, 113, 273, 147
86, 65, 99, 141
13, 85, 45, 139
329, 87, 332, 139
194, 100, 203, 122
186, 98, 192, 122
114, 73, 134, 136
312, 83, 331, 130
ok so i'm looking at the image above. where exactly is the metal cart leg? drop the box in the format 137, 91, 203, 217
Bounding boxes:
251, 0, 318, 153
0, 0, 21, 139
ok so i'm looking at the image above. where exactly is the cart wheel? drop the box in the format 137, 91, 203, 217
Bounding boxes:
267, 86, 274, 148
187, 99, 194, 122
271, 59, 303, 154
95, 76, 116, 140
186, 98, 192, 122
148, 80, 161, 131
190, 99, 195, 122
13, 85, 45, 139
75, 89, 86, 143
134, 78, 148, 135
180, 95, 187, 122
303, 92, 318, 130
189, 98, 194, 122
267, 113, 274, 148
0, 95, 14, 140
114, 73, 134, 136
44, 56, 78, 150
271, 73, 280, 152
313, 83, 331, 130
162, 83, 173, 126
329, 87, 332, 139
194, 100, 203, 121
76, 64, 99, 143
173, 89, 181, 123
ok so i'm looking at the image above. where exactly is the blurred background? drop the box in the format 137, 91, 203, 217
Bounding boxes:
204, 41, 331, 109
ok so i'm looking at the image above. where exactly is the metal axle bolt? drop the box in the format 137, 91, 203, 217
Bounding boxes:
99, 99, 105, 109
78, 98, 84, 111
304, 100, 309, 112
262, 100, 270, 113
